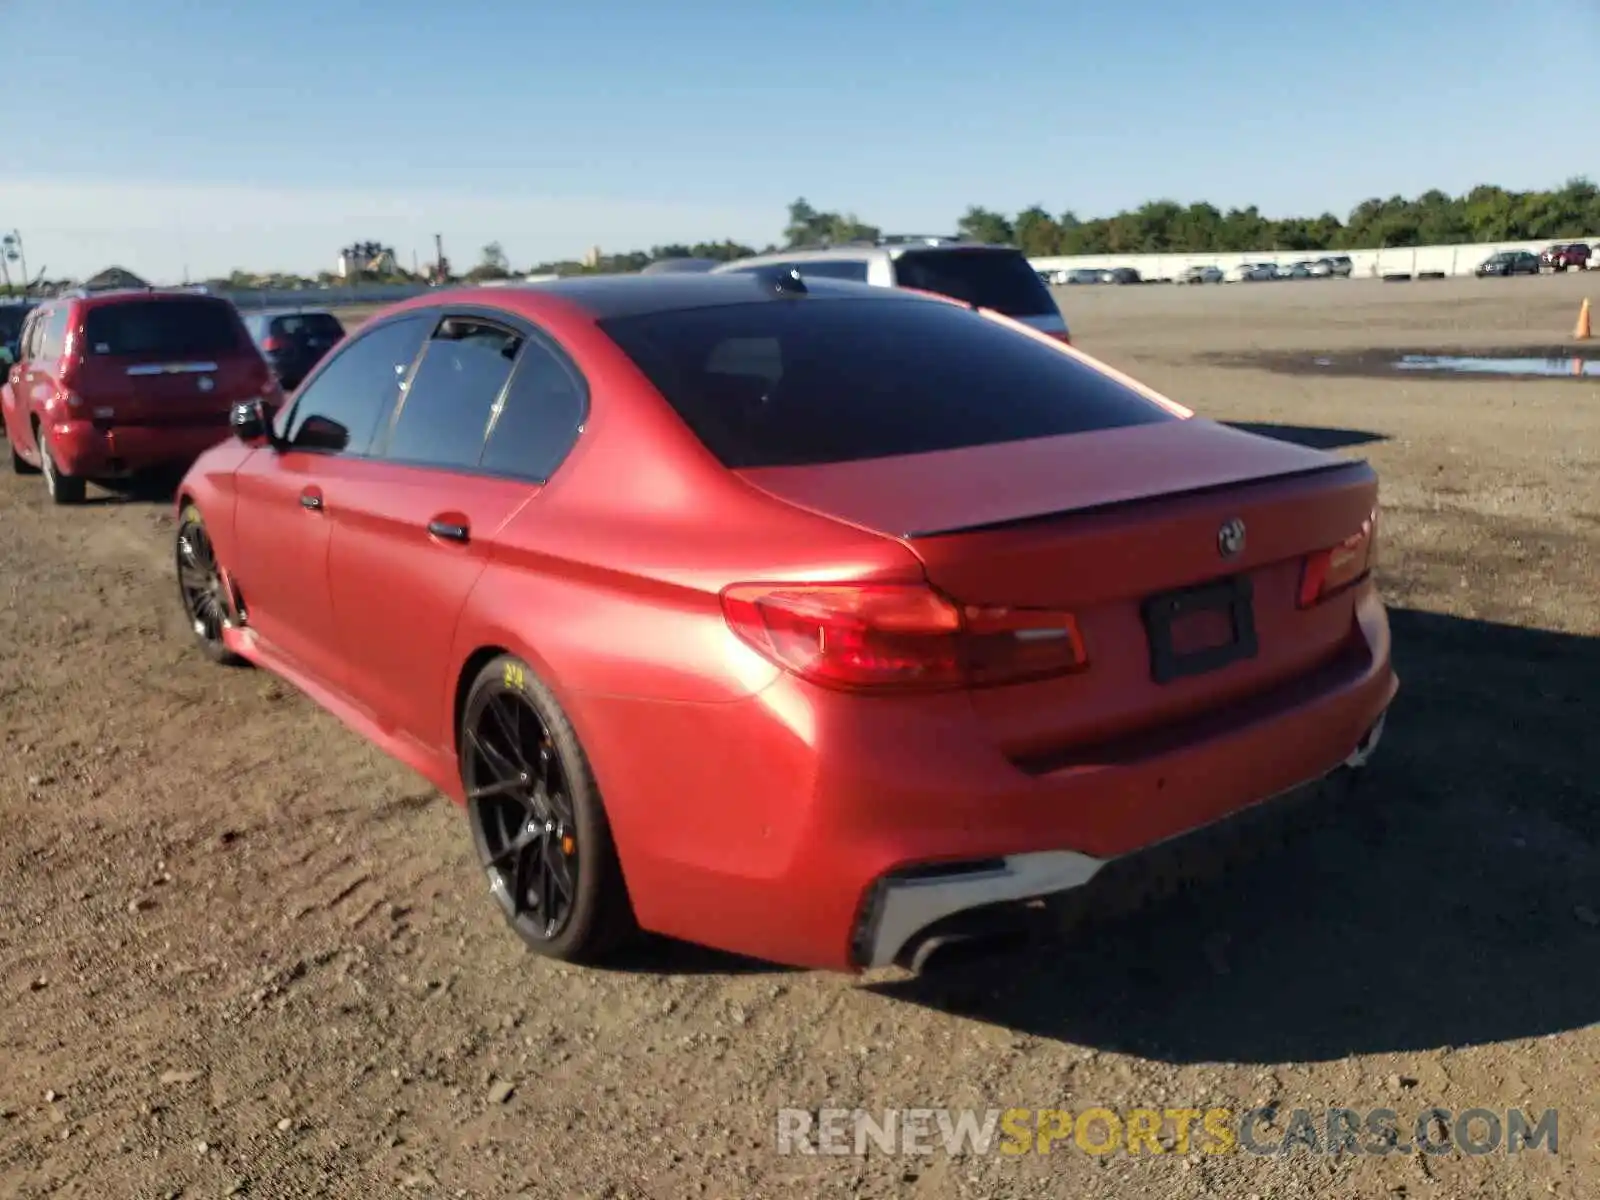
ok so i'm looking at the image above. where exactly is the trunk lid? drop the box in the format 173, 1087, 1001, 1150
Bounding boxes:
738, 419, 1379, 764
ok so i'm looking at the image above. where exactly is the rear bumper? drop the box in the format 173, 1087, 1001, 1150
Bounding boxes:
46, 419, 231, 477
584, 587, 1399, 972
855, 713, 1384, 969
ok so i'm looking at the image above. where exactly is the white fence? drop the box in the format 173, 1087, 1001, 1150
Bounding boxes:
1030, 236, 1600, 281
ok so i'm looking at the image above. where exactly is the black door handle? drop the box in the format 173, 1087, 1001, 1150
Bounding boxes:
300, 492, 323, 510
427, 520, 469, 543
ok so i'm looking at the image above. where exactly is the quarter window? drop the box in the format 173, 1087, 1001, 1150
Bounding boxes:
282, 314, 429, 455
38, 308, 70, 359
382, 317, 522, 470
479, 339, 587, 481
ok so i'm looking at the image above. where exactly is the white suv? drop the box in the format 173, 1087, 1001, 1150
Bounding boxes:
711, 236, 1072, 343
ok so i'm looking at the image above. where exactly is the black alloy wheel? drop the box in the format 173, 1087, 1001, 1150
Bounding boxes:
462, 655, 634, 962
175, 504, 244, 665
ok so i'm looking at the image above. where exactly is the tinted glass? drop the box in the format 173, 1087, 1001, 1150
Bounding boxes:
270, 313, 345, 343
479, 339, 587, 481
284, 314, 429, 455
599, 297, 1173, 469
892, 249, 1057, 317
383, 317, 521, 469
82, 299, 244, 357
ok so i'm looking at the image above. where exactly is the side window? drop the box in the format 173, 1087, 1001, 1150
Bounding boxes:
283, 314, 429, 455
792, 259, 869, 282
38, 309, 70, 359
381, 317, 521, 470
479, 338, 587, 482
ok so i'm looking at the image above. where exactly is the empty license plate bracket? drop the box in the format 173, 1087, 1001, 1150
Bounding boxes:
1143, 574, 1258, 683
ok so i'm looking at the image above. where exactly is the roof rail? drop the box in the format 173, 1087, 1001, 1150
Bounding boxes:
778, 233, 975, 254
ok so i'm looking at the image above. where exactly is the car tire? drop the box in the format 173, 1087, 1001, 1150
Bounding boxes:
11, 443, 39, 475
461, 654, 637, 964
38, 435, 86, 504
175, 503, 247, 666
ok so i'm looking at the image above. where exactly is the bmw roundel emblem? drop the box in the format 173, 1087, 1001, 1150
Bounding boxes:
1217, 517, 1246, 558
198, 376, 214, 392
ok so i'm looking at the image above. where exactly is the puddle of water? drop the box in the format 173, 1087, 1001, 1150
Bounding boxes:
1392, 354, 1598, 378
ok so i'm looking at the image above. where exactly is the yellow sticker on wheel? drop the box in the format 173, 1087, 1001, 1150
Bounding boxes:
503, 662, 527, 691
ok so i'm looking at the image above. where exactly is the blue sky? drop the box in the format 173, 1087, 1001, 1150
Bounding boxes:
5, 0, 1596, 282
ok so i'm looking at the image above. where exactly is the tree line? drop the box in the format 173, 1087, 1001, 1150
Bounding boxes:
523, 178, 1600, 275
9, 178, 1593, 297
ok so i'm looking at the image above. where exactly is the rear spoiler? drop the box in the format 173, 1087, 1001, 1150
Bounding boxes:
906, 460, 1369, 539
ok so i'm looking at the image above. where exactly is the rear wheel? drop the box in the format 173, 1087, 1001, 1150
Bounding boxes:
176, 504, 245, 665
38, 434, 85, 504
461, 655, 635, 963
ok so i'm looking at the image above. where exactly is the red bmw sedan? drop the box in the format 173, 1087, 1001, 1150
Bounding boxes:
174, 269, 1396, 972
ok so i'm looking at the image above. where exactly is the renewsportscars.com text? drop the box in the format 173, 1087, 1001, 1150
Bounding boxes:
775, 1106, 1559, 1158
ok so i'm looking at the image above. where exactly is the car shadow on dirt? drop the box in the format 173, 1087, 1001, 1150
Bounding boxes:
1223, 422, 1388, 450
79, 473, 184, 507
866, 607, 1600, 1064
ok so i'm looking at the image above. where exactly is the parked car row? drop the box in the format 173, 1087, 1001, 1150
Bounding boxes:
1476, 243, 1591, 277
1043, 256, 1355, 286
0, 267, 1396, 973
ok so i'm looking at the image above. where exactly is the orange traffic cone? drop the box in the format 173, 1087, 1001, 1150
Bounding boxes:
1576, 298, 1592, 340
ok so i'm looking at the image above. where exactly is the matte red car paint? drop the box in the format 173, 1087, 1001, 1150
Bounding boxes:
181, 282, 1397, 971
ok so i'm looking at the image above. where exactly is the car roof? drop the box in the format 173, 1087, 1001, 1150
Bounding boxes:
59, 288, 236, 311
393, 272, 947, 323
713, 239, 1022, 270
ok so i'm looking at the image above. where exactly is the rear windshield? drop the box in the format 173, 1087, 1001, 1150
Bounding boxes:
82, 299, 244, 357
891, 248, 1058, 317
270, 312, 344, 341
599, 296, 1173, 469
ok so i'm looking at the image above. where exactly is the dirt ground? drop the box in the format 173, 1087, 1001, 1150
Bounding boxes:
1, 273, 1597, 1199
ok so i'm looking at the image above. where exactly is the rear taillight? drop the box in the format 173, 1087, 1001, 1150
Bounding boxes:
261, 336, 283, 352
1299, 510, 1379, 608
720, 582, 1088, 693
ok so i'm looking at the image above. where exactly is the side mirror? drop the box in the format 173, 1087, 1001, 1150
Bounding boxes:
230, 399, 271, 445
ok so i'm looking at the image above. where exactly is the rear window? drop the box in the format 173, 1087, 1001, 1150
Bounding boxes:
270, 313, 344, 341
599, 296, 1173, 469
892, 248, 1058, 317
82, 299, 244, 358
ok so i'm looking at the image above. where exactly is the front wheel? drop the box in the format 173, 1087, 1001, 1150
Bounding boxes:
39, 437, 86, 504
175, 504, 246, 665
461, 655, 636, 963
11, 443, 38, 475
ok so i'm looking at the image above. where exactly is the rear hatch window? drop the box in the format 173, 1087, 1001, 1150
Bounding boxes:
891, 248, 1058, 317
599, 295, 1171, 468
83, 299, 246, 359
270, 313, 344, 344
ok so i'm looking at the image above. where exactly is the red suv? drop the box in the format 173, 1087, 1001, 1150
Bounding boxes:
1540, 243, 1591, 272
2, 289, 280, 503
